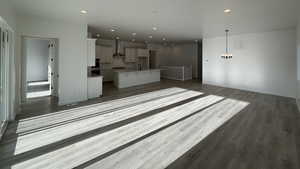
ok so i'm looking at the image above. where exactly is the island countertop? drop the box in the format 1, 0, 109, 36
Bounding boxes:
113, 69, 161, 73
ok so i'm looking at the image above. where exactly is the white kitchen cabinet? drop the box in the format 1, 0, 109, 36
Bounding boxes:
88, 76, 103, 99
137, 49, 149, 57
97, 45, 113, 63
125, 48, 137, 63
87, 39, 97, 66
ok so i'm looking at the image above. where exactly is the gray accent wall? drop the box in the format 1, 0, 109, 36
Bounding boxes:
148, 43, 198, 79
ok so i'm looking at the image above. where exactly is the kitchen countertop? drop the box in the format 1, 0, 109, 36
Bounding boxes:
88, 75, 103, 78
114, 69, 161, 73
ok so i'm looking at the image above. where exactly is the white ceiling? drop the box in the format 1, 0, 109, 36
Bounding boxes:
11, 0, 299, 42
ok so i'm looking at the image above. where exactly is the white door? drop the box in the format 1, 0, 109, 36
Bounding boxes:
0, 28, 9, 123
48, 40, 58, 97
0, 28, 5, 123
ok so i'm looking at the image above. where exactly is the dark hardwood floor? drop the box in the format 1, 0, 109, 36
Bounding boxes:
0, 80, 299, 169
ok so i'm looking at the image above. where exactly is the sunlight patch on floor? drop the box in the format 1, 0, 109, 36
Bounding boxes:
87, 99, 249, 169
11, 95, 224, 169
26, 90, 51, 99
17, 87, 189, 133
27, 81, 50, 86
9, 90, 202, 156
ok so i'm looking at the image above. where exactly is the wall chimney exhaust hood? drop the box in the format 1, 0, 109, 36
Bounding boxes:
113, 39, 125, 57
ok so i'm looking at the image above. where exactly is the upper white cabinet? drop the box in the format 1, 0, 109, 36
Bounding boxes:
96, 45, 113, 63
137, 49, 149, 57
87, 39, 97, 66
125, 48, 137, 63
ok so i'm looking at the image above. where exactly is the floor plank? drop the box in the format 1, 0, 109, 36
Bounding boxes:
6, 87, 188, 135
84, 98, 248, 169
0, 90, 201, 157
0, 80, 299, 169
7, 95, 222, 169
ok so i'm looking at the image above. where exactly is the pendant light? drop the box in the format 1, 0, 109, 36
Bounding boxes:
221, 29, 233, 59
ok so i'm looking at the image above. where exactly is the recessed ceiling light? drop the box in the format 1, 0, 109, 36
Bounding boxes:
132, 33, 137, 36
162, 38, 166, 41
152, 27, 158, 31
80, 10, 88, 14
224, 9, 232, 13
111, 29, 115, 32
149, 35, 153, 39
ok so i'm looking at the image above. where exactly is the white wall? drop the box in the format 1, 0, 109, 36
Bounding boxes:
17, 16, 88, 105
203, 29, 297, 98
25, 38, 49, 82
0, 0, 16, 30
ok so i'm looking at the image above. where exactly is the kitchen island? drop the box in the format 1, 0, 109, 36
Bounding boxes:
114, 69, 160, 88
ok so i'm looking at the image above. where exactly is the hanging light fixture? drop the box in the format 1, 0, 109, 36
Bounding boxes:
221, 29, 233, 59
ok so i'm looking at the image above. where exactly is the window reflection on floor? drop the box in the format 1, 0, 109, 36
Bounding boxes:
1, 87, 250, 169
26, 81, 50, 98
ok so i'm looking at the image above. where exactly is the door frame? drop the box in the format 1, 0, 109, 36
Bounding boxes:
0, 16, 15, 140
197, 40, 203, 82
48, 39, 58, 97
21, 36, 59, 102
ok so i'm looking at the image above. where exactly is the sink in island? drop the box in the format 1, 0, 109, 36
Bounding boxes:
113, 69, 161, 88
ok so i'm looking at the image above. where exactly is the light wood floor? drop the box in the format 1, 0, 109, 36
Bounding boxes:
0, 80, 299, 169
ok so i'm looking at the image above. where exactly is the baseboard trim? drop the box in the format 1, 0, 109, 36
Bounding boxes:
203, 81, 296, 99
0, 121, 8, 141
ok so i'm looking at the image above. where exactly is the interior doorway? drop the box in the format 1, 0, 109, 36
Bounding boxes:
22, 37, 58, 101
197, 40, 203, 82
